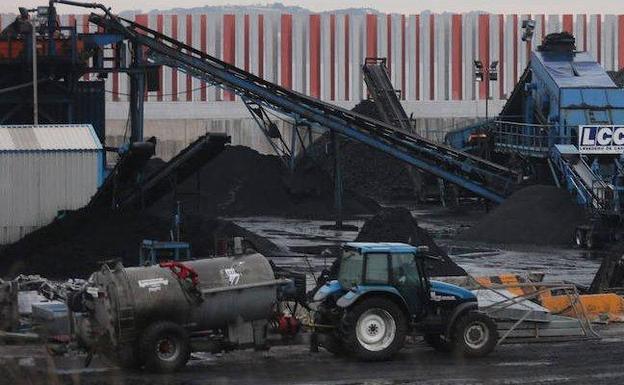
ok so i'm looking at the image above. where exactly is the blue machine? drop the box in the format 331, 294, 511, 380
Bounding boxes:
310, 242, 497, 360
446, 32, 624, 246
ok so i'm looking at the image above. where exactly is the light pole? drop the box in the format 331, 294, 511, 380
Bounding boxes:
20, 7, 39, 125
474, 60, 498, 121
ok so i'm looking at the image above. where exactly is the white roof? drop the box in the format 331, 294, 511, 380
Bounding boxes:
0, 124, 102, 151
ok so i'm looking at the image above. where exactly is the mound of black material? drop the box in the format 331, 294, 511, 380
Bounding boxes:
355, 207, 466, 277
298, 100, 420, 202
457, 185, 587, 245
150, 145, 379, 219
0, 209, 282, 279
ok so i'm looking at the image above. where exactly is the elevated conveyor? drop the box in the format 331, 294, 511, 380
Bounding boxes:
550, 144, 614, 212
88, 139, 156, 210
116, 133, 230, 209
362, 57, 412, 132
88, 133, 229, 210
88, 13, 519, 203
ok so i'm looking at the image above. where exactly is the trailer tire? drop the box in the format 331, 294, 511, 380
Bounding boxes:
341, 297, 407, 361
424, 334, 452, 353
140, 321, 190, 373
452, 312, 498, 358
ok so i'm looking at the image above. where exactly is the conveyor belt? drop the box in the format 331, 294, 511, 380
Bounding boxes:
89, 13, 519, 203
551, 144, 613, 211
88, 139, 156, 210
118, 133, 230, 209
362, 58, 411, 131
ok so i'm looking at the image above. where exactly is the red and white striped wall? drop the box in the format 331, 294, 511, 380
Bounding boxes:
3, 12, 624, 103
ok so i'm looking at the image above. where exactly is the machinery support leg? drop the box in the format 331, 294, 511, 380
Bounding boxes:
129, 42, 145, 143
290, 124, 298, 171
332, 130, 343, 228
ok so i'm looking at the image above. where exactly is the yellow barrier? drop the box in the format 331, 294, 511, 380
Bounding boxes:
474, 274, 624, 323
474, 274, 528, 297
540, 293, 624, 323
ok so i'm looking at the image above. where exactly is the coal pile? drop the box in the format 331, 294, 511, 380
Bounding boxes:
355, 207, 467, 277
457, 185, 587, 246
151, 145, 379, 219
298, 100, 421, 202
0, 208, 282, 279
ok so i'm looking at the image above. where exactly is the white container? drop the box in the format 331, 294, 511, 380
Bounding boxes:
0, 124, 103, 244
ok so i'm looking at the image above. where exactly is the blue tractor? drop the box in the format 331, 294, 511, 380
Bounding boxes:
311, 242, 497, 361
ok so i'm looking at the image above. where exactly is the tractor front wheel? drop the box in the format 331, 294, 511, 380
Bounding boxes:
452, 312, 498, 358
341, 297, 407, 361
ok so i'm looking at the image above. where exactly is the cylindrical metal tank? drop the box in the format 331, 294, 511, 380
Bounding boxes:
86, 253, 279, 347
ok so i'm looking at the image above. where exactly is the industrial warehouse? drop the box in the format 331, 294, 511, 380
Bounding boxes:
3, 0, 624, 384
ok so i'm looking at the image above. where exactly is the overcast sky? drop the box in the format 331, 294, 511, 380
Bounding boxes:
1, 0, 623, 14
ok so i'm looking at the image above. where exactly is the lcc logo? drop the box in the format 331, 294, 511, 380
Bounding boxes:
578, 125, 624, 154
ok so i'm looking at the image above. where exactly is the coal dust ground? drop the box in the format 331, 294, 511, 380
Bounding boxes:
3, 325, 624, 385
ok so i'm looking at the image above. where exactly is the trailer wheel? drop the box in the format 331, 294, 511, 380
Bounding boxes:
140, 321, 190, 373
452, 312, 498, 358
575, 228, 586, 248
424, 334, 452, 352
341, 297, 407, 361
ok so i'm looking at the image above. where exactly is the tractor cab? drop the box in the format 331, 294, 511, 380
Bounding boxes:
334, 243, 431, 318
312, 242, 497, 361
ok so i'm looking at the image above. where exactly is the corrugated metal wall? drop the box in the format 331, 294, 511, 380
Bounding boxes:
0, 151, 100, 244
2, 12, 621, 104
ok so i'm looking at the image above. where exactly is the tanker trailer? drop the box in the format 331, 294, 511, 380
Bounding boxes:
69, 253, 298, 373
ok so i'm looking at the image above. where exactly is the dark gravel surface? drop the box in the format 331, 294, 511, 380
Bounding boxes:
3, 326, 624, 385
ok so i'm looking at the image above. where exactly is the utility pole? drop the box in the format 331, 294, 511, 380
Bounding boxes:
31, 19, 38, 125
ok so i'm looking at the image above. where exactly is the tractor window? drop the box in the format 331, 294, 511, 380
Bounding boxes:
364, 253, 389, 284
338, 250, 364, 288
391, 253, 421, 287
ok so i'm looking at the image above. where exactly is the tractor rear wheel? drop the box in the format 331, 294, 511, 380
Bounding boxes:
341, 297, 407, 361
452, 312, 498, 358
